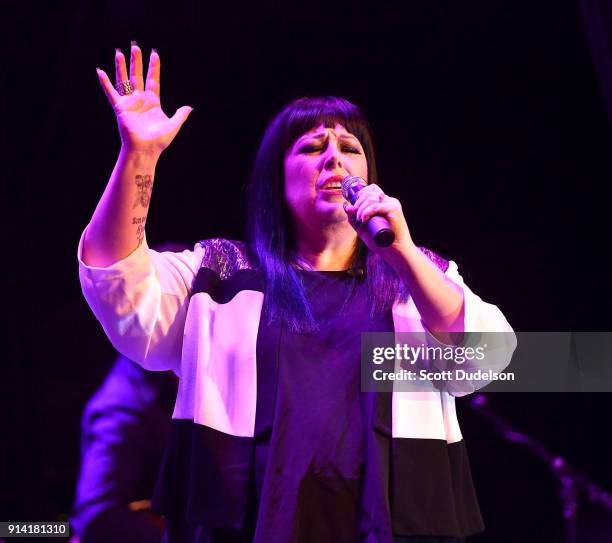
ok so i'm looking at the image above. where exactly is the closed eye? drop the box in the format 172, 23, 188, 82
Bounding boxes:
300, 145, 322, 153
299, 144, 361, 154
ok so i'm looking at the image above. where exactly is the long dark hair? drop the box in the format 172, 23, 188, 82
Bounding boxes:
245, 96, 409, 333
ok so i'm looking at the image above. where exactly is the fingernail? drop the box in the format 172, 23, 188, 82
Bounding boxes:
152, 48, 158, 55
131, 40, 138, 47
115, 47, 122, 55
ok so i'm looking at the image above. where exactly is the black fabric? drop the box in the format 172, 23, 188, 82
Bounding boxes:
390, 440, 484, 536
251, 269, 395, 543
152, 421, 253, 531
192, 267, 264, 302
83, 506, 164, 543
253, 307, 281, 438
155, 268, 485, 542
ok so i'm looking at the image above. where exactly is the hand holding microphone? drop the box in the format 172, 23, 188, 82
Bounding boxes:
342, 176, 396, 247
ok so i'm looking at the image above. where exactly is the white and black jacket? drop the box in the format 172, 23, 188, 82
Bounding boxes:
78, 231, 516, 540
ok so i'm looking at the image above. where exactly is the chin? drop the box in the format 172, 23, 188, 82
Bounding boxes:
317, 203, 347, 224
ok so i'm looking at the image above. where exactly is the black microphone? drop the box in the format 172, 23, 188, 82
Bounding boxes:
341, 176, 395, 247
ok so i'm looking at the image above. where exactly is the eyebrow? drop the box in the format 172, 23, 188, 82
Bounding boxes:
296, 132, 360, 145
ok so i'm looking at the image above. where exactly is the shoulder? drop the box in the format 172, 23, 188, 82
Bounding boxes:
417, 246, 450, 273
196, 238, 257, 280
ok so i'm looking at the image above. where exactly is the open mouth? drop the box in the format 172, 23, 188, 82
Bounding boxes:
320, 175, 345, 191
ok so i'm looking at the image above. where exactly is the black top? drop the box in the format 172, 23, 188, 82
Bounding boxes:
251, 269, 395, 542
160, 270, 459, 543
157, 267, 472, 542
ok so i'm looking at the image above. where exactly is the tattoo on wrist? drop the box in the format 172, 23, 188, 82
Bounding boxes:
132, 216, 147, 246
133, 174, 153, 208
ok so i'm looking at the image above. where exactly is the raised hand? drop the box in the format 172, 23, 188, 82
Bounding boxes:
96, 43, 193, 155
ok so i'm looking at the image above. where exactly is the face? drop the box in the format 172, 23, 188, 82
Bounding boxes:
284, 122, 368, 228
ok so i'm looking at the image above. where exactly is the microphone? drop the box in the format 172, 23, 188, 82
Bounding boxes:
341, 176, 395, 247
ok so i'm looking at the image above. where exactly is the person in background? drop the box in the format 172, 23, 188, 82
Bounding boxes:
70, 240, 182, 543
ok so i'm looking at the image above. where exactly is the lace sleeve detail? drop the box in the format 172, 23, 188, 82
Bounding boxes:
198, 238, 256, 280
418, 246, 449, 273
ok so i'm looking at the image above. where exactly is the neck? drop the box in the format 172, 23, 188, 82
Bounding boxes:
293, 222, 358, 271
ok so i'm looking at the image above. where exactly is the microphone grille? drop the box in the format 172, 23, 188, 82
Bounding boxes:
341, 175, 367, 200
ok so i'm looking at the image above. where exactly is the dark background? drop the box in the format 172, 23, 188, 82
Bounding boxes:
3, 0, 612, 541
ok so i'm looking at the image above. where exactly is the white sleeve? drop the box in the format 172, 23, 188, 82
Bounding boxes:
445, 260, 515, 334
424, 260, 518, 397
77, 226, 204, 374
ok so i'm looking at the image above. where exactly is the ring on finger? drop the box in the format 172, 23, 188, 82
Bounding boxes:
115, 80, 134, 96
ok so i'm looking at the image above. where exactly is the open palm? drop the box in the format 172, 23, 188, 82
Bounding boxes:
96, 44, 192, 155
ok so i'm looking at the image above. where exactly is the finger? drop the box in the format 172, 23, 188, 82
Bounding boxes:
129, 41, 144, 91
145, 48, 161, 95
361, 199, 400, 223
358, 183, 384, 202
358, 202, 387, 223
115, 48, 128, 85
343, 202, 362, 229
96, 67, 119, 106
352, 192, 380, 219
168, 105, 194, 134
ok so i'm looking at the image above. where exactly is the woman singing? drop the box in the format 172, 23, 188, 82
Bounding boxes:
79, 43, 515, 543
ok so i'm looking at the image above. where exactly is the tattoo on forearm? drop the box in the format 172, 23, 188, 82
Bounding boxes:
133, 174, 153, 208
132, 216, 147, 246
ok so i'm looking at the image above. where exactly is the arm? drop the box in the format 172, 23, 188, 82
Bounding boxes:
82, 44, 192, 267
344, 183, 464, 339
78, 44, 195, 371
82, 149, 158, 267
345, 184, 516, 396
384, 242, 465, 342
78, 236, 203, 372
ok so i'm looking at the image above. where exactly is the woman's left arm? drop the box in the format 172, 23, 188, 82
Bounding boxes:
385, 244, 465, 342
345, 184, 516, 396
344, 183, 465, 340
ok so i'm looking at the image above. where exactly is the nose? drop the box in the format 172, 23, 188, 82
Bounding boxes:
323, 140, 342, 170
